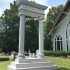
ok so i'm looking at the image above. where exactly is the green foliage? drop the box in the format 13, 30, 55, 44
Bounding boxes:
45, 5, 64, 50
25, 18, 39, 52
45, 51, 70, 57
0, 1, 19, 53
0, 55, 9, 61
46, 5, 64, 33
0, 1, 39, 53
0, 58, 9, 61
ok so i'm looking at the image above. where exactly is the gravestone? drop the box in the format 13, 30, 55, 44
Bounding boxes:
10, 51, 17, 60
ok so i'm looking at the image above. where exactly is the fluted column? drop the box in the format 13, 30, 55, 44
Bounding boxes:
38, 16, 45, 59
15, 12, 25, 63
18, 13, 25, 60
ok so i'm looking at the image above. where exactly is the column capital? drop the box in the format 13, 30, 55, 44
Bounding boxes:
19, 12, 26, 22
39, 16, 45, 20
19, 12, 25, 16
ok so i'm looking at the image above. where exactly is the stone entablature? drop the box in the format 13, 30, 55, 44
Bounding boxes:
16, 0, 47, 10
17, 0, 47, 18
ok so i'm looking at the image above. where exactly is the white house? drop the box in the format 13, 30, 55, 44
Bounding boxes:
49, 0, 70, 51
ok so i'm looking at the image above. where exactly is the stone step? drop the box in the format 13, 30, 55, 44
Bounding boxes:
15, 58, 47, 63
9, 65, 57, 70
11, 61, 54, 68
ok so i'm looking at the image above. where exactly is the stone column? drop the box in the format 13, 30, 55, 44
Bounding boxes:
38, 16, 45, 59
16, 13, 25, 62
19, 13, 25, 57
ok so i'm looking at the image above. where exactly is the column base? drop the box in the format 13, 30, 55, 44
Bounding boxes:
8, 58, 57, 70
15, 54, 25, 63
38, 53, 45, 59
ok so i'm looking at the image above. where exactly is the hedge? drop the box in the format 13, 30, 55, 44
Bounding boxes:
0, 56, 9, 61
44, 51, 70, 57
0, 58, 9, 61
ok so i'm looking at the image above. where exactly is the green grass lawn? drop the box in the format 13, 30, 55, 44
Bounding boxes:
47, 57, 70, 70
0, 55, 11, 70
0, 55, 9, 58
0, 56, 70, 70
0, 61, 11, 70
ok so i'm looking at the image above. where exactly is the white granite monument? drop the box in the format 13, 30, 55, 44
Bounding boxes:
8, 0, 57, 70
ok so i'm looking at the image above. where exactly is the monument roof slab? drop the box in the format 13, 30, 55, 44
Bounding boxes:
16, 0, 47, 10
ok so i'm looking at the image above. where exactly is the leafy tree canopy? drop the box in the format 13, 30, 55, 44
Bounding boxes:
45, 5, 64, 50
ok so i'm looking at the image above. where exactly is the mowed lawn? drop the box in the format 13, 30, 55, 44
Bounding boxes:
0, 61, 10, 70
47, 57, 70, 70
0, 55, 11, 70
0, 56, 70, 70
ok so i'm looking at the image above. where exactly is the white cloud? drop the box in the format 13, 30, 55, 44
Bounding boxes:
0, 0, 13, 3
0, 9, 2, 16
35, 0, 48, 6
0, 0, 15, 16
0, 0, 14, 11
44, 6, 52, 19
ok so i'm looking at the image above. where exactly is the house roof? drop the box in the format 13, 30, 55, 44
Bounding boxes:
16, 0, 47, 10
48, 0, 70, 36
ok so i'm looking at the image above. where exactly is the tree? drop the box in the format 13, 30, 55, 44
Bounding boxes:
45, 5, 64, 50
0, 19, 4, 52
25, 18, 39, 53
0, 1, 19, 53
0, 1, 39, 53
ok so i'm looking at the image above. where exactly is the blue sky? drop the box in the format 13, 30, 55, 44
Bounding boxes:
0, 0, 68, 16
47, 0, 67, 7
35, 0, 67, 6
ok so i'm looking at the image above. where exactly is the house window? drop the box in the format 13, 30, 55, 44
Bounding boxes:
55, 39, 57, 50
55, 35, 63, 51
66, 27, 68, 51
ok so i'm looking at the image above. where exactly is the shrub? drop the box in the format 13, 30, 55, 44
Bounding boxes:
0, 58, 9, 61
44, 51, 70, 57
0, 56, 9, 61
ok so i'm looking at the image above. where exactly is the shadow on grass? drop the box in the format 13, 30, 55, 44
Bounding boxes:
58, 67, 70, 70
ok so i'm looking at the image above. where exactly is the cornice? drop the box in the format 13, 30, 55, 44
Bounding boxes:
16, 0, 47, 10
